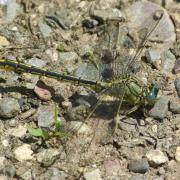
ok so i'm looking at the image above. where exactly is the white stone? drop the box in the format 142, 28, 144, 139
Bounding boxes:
14, 144, 33, 162
0, 156, 6, 167
2, 139, 9, 147
146, 149, 168, 165
6, 125, 27, 138
0, 36, 10, 46
84, 169, 102, 180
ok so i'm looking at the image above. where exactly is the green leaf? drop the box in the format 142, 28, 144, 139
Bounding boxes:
27, 125, 49, 140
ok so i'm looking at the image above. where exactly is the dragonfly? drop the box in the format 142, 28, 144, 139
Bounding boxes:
0, 9, 163, 136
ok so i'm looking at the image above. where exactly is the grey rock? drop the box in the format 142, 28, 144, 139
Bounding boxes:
44, 168, 68, 180
161, 50, 176, 74
149, 96, 169, 120
91, 8, 123, 22
36, 148, 60, 167
129, 174, 145, 180
145, 48, 161, 68
55, 8, 72, 29
35, 105, 54, 128
26, 57, 47, 68
4, 164, 16, 177
74, 63, 100, 81
59, 52, 79, 73
59, 52, 78, 62
125, 1, 175, 50
173, 58, 180, 74
172, 40, 180, 57
5, 0, 20, 23
146, 149, 168, 166
0, 98, 20, 119
170, 100, 180, 114
84, 169, 102, 180
39, 22, 52, 38
128, 159, 149, 173
175, 78, 180, 98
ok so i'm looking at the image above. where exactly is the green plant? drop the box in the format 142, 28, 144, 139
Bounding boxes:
27, 104, 69, 141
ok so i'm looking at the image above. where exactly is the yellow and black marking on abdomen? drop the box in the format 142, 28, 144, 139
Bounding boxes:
0, 59, 105, 91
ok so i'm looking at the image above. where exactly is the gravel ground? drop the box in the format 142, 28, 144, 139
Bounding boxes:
0, 0, 180, 179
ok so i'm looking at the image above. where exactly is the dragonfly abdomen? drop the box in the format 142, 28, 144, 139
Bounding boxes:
0, 59, 103, 90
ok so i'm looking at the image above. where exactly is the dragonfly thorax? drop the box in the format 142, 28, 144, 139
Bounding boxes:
108, 76, 149, 106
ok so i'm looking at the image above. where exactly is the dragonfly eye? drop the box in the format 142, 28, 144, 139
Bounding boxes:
147, 84, 159, 105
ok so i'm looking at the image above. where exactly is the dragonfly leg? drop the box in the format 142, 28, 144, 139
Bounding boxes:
112, 113, 121, 134
124, 105, 140, 115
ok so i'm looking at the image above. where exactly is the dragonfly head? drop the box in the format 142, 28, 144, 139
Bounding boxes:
147, 84, 159, 105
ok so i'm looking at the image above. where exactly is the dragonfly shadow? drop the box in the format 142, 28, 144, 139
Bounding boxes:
69, 93, 145, 122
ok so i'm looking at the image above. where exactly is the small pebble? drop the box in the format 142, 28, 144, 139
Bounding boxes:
161, 50, 176, 74
59, 52, 79, 73
149, 96, 169, 120
175, 78, 180, 98
6, 125, 27, 138
91, 8, 123, 22
0, 98, 20, 119
1, 139, 9, 147
68, 121, 91, 135
36, 148, 60, 167
26, 57, 46, 68
35, 105, 54, 128
0, 36, 10, 46
20, 169, 32, 180
61, 100, 72, 109
34, 84, 52, 101
175, 146, 180, 162
84, 169, 102, 180
103, 159, 121, 176
45, 48, 59, 62
39, 22, 52, 37
158, 167, 165, 175
4, 164, 16, 177
129, 174, 145, 180
5, 0, 20, 23
170, 100, 180, 114
145, 48, 161, 68
128, 159, 149, 173
146, 149, 168, 166
59, 52, 78, 62
13, 144, 33, 162
173, 58, 180, 74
